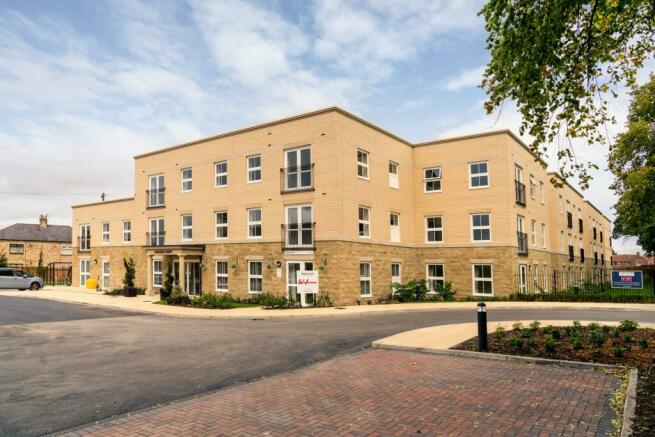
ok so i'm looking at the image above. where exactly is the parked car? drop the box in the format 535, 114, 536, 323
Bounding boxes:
0, 268, 43, 290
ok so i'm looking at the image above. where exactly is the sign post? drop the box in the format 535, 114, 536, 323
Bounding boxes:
611, 271, 643, 289
297, 271, 319, 306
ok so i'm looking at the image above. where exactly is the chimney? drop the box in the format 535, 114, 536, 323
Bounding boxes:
39, 215, 48, 228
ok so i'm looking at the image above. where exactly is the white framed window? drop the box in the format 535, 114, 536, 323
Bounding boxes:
285, 147, 312, 190
543, 265, 549, 292
426, 264, 444, 291
215, 211, 228, 239
152, 260, 163, 287
514, 164, 523, 182
391, 262, 401, 285
388, 161, 399, 188
472, 264, 493, 295
79, 224, 90, 250
560, 231, 564, 251
424, 167, 442, 192
539, 181, 545, 203
181, 214, 192, 241
530, 219, 536, 246
149, 218, 165, 246
469, 161, 489, 188
248, 208, 262, 238
559, 195, 564, 213
425, 216, 443, 243
359, 262, 372, 296
248, 261, 263, 293
390, 213, 400, 242
215, 161, 228, 187
216, 261, 228, 292
358, 206, 370, 238
529, 175, 536, 199
102, 223, 110, 243
357, 149, 369, 179
541, 223, 547, 248
518, 264, 528, 293
285, 205, 313, 247
181, 168, 192, 192
247, 154, 262, 183
471, 213, 491, 242
148, 174, 165, 207
122, 220, 131, 243
60, 244, 72, 255
79, 259, 90, 286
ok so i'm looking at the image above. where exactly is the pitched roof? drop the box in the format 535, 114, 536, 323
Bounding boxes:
0, 223, 72, 243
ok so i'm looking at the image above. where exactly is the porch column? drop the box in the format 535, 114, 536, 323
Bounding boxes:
146, 254, 153, 295
179, 255, 186, 294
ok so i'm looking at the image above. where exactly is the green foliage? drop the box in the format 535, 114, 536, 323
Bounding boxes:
589, 330, 605, 347
601, 325, 612, 333
610, 346, 626, 358
494, 324, 505, 339
624, 334, 633, 343
481, 1, 655, 188
572, 320, 582, 329
550, 329, 561, 340
512, 321, 524, 331
0, 250, 7, 267
618, 320, 640, 332
609, 76, 655, 252
166, 285, 190, 305
432, 281, 457, 301
544, 335, 558, 352
520, 329, 533, 339
570, 336, 583, 350
190, 293, 237, 309
508, 336, 525, 350
256, 292, 297, 309
122, 257, 136, 288
638, 338, 649, 349
528, 321, 541, 331
588, 322, 600, 331
36, 250, 46, 278
316, 292, 333, 307
162, 262, 174, 299
391, 279, 428, 302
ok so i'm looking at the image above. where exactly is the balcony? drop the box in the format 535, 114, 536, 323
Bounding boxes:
281, 223, 315, 250
147, 232, 165, 247
77, 235, 91, 252
147, 188, 166, 208
281, 164, 314, 193
578, 219, 583, 233
568, 245, 574, 262
566, 212, 573, 228
517, 232, 528, 255
514, 180, 526, 206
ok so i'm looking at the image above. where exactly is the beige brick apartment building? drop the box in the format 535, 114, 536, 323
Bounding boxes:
71, 107, 612, 304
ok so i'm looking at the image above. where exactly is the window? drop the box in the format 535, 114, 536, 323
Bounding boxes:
473, 264, 493, 295
148, 174, 165, 207
79, 259, 90, 286
149, 218, 165, 246
181, 168, 192, 192
248, 261, 263, 293
286, 205, 313, 247
560, 231, 564, 251
122, 220, 131, 243
357, 149, 369, 179
360, 262, 371, 296
152, 260, 163, 287
388, 161, 399, 188
181, 214, 192, 240
60, 245, 72, 255
471, 214, 491, 241
80, 224, 90, 250
530, 219, 536, 246
424, 167, 441, 192
358, 206, 370, 238
216, 261, 228, 292
9, 243, 24, 254
425, 216, 443, 243
390, 213, 400, 242
391, 262, 401, 285
541, 223, 547, 248
215, 211, 228, 239
215, 161, 228, 187
529, 175, 536, 198
248, 208, 262, 238
285, 147, 312, 190
102, 223, 110, 243
247, 155, 262, 182
539, 181, 545, 203
559, 195, 563, 213
469, 161, 489, 188
426, 264, 444, 291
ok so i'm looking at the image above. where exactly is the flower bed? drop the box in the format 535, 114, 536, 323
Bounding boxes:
452, 320, 655, 436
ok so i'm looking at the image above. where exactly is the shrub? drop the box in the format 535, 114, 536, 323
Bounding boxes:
190, 293, 236, 309
122, 257, 136, 288
167, 285, 190, 306
508, 336, 525, 349
258, 292, 297, 309
601, 325, 611, 333
544, 335, 558, 352
520, 329, 533, 339
639, 338, 649, 349
0, 250, 7, 268
512, 321, 524, 331
391, 279, 429, 302
570, 336, 583, 350
528, 321, 541, 331
432, 282, 457, 301
589, 330, 605, 347
588, 322, 600, 330
551, 328, 561, 340
572, 320, 582, 328
541, 325, 554, 335
610, 346, 625, 357
316, 292, 333, 307
612, 328, 622, 338
618, 320, 639, 332
494, 324, 505, 338
623, 334, 633, 343
162, 262, 174, 300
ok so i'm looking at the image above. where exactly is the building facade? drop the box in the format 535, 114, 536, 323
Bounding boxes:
0, 215, 72, 268
612, 254, 654, 269
71, 108, 612, 304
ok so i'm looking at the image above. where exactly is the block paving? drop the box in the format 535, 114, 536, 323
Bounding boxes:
63, 350, 619, 436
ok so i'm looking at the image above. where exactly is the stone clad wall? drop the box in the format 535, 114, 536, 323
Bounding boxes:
0, 240, 71, 268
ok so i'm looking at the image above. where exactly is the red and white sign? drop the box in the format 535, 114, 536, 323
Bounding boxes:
297, 271, 319, 294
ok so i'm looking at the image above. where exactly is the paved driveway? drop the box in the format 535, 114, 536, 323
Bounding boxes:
66, 350, 619, 437
1, 296, 654, 436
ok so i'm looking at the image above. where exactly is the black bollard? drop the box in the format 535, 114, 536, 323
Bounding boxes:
477, 302, 488, 352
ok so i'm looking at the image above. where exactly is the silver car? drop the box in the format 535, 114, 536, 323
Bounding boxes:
0, 268, 43, 290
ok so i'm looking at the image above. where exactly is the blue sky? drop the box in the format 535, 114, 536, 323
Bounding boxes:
0, 0, 647, 252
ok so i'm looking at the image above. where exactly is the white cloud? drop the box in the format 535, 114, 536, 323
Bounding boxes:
441, 65, 485, 91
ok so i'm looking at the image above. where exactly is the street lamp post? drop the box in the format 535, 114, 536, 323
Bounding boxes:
477, 302, 488, 352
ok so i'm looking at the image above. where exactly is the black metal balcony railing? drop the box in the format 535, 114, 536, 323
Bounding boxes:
517, 232, 528, 255
580, 248, 585, 263
593, 227, 597, 240
281, 223, 315, 250
77, 235, 91, 252
578, 219, 583, 233
515, 180, 526, 206
566, 212, 573, 228
568, 245, 575, 262
147, 188, 166, 208
147, 232, 165, 246
280, 164, 314, 193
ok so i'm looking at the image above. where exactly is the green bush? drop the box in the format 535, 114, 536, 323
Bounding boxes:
512, 321, 524, 331
623, 334, 633, 343
639, 338, 649, 349
601, 325, 611, 333
618, 320, 639, 332
544, 335, 558, 352
551, 329, 561, 340
572, 320, 582, 329
508, 336, 525, 349
520, 329, 533, 339
587, 322, 600, 330
122, 257, 136, 288
316, 292, 333, 307
432, 282, 457, 301
391, 279, 428, 302
610, 346, 625, 357
528, 321, 541, 331
570, 336, 583, 350
589, 330, 605, 347
256, 292, 297, 309
494, 324, 505, 338
190, 293, 236, 309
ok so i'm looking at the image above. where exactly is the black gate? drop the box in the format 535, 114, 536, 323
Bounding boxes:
43, 262, 72, 286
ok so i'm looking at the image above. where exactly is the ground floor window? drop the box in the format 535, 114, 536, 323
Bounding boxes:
79, 259, 90, 286
248, 261, 263, 293
101, 259, 110, 290
152, 260, 163, 287
9, 243, 24, 254
426, 264, 444, 291
360, 262, 372, 296
216, 261, 228, 292
391, 262, 401, 285
473, 264, 493, 295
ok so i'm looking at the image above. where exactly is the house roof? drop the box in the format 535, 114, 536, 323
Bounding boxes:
0, 223, 72, 243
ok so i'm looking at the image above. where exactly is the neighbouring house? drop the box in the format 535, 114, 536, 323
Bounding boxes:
71, 107, 612, 304
612, 253, 655, 269
0, 215, 72, 268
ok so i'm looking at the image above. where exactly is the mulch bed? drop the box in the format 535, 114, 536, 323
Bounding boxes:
452, 322, 655, 436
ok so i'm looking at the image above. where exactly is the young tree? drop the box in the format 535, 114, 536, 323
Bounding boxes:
0, 250, 7, 268
37, 250, 46, 278
163, 261, 174, 298
480, 1, 654, 188
122, 257, 136, 289
609, 75, 655, 253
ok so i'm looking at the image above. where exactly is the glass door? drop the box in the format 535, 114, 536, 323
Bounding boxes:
101, 260, 110, 291
285, 147, 312, 191
518, 264, 527, 293
287, 261, 314, 306
185, 262, 201, 296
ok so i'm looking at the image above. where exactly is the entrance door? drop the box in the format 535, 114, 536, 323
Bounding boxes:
185, 261, 201, 296
80, 260, 90, 286
287, 261, 314, 307
101, 260, 110, 291
518, 264, 527, 293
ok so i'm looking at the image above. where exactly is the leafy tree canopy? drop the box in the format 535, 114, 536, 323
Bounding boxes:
609, 75, 655, 253
481, 0, 654, 189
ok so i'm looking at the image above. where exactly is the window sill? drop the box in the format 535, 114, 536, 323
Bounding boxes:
147, 205, 166, 210
472, 293, 494, 297
281, 187, 315, 194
